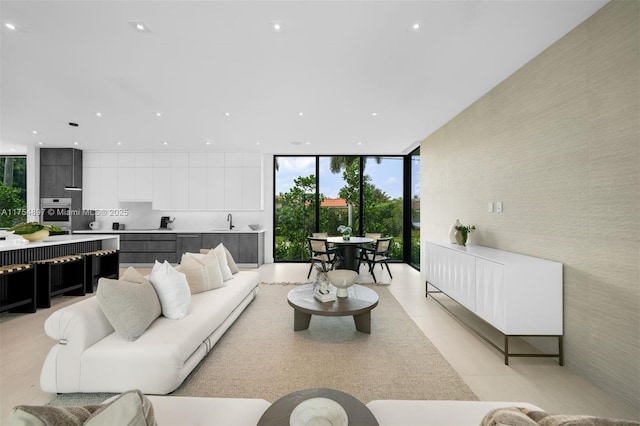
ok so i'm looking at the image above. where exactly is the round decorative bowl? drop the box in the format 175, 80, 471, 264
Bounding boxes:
248, 224, 263, 231
21, 229, 49, 242
327, 269, 358, 298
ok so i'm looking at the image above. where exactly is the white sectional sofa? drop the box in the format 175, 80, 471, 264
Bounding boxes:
40, 270, 260, 394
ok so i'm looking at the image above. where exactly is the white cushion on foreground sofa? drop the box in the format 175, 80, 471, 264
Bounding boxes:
147, 395, 271, 426
366, 400, 543, 426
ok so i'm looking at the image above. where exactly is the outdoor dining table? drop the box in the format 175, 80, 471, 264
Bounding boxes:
326, 236, 374, 272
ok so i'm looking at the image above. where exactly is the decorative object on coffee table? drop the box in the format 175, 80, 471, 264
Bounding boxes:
327, 269, 358, 298
258, 388, 378, 426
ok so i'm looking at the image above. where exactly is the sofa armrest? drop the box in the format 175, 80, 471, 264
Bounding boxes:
41, 297, 114, 393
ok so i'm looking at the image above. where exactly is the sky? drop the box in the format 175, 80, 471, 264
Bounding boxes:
275, 156, 406, 200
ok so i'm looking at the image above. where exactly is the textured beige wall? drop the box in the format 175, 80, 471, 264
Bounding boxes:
420, 0, 639, 410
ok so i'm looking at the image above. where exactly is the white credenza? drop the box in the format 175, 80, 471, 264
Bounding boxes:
425, 241, 563, 364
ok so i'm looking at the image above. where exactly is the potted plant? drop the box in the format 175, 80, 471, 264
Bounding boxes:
454, 224, 476, 246
7, 222, 62, 242
337, 225, 352, 240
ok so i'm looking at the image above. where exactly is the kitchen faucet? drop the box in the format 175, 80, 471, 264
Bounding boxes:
227, 213, 234, 230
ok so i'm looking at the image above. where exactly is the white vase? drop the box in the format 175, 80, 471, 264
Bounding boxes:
449, 219, 461, 244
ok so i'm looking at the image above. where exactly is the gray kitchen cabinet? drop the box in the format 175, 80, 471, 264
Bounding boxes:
39, 148, 83, 202
119, 233, 177, 264
201, 232, 264, 266
176, 234, 203, 259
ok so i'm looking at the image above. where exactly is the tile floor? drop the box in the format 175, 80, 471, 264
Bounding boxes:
1, 263, 638, 422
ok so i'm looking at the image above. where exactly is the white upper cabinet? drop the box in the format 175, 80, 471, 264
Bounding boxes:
117, 153, 153, 201
83, 151, 262, 211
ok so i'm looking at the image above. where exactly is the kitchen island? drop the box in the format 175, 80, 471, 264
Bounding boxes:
74, 229, 264, 267
0, 234, 119, 265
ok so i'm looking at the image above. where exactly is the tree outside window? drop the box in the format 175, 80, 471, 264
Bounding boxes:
1, 156, 27, 228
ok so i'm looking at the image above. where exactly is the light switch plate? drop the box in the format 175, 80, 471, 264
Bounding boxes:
496, 202, 503, 213
487, 202, 494, 213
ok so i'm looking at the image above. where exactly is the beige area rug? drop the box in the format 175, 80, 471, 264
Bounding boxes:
172, 283, 476, 403
49, 283, 477, 406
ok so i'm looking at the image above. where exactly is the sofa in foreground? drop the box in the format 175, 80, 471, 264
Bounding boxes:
9, 390, 639, 426
40, 245, 260, 395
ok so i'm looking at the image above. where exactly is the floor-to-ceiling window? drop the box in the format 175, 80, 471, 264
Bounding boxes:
274, 154, 407, 262
274, 156, 316, 261
409, 147, 420, 268
0, 155, 27, 228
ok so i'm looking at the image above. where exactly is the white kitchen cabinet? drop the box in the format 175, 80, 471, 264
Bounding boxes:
118, 167, 152, 201
205, 167, 225, 210
117, 168, 135, 200
153, 167, 172, 210
171, 168, 189, 209
82, 166, 118, 210
224, 167, 243, 209
425, 241, 563, 364
188, 168, 207, 209
241, 167, 262, 210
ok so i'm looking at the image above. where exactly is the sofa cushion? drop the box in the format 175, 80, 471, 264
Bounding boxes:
85, 390, 156, 426
96, 267, 161, 340
149, 261, 191, 320
481, 407, 640, 426
200, 244, 239, 274
213, 243, 234, 280
175, 252, 224, 294
8, 390, 155, 426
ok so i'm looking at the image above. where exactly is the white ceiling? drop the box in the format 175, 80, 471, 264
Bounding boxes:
0, 0, 607, 155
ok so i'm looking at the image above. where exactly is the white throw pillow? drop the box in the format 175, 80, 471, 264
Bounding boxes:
148, 261, 191, 319
176, 252, 224, 293
213, 243, 234, 281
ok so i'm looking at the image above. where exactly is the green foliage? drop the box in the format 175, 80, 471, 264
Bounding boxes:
275, 175, 317, 260
0, 186, 26, 228
8, 222, 62, 235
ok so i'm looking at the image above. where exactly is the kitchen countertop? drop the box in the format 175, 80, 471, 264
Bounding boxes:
0, 234, 120, 252
73, 228, 265, 234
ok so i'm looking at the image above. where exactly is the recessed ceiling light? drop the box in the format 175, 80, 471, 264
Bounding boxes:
38, 142, 44, 145
163, 141, 168, 146
298, 112, 304, 117
117, 142, 122, 146
305, 142, 311, 145
205, 141, 211, 145
32, 130, 38, 134
73, 142, 79, 146
129, 21, 151, 33
271, 21, 283, 32
411, 22, 421, 31
225, 112, 230, 117
95, 112, 103, 117
10, 148, 15, 152
156, 112, 162, 117
371, 112, 378, 117
357, 141, 363, 145
256, 142, 260, 146
5, 23, 16, 31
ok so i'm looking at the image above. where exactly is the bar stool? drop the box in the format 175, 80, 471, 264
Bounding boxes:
0, 264, 36, 313
80, 249, 119, 293
32, 255, 86, 308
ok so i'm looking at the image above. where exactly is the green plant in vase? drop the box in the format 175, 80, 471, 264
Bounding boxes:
454, 224, 476, 246
337, 225, 352, 240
